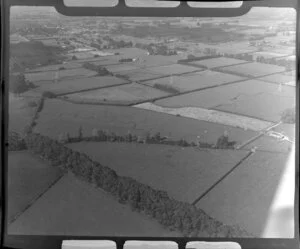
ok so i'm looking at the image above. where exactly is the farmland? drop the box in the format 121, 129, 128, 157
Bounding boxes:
34, 99, 257, 145
189, 57, 248, 69
8, 7, 296, 238
155, 80, 278, 109
196, 151, 290, 236
25, 68, 97, 85
8, 151, 63, 224
220, 62, 286, 77
64, 83, 170, 104
143, 70, 244, 92
30, 76, 129, 95
215, 84, 295, 122
8, 173, 178, 236
67, 142, 248, 204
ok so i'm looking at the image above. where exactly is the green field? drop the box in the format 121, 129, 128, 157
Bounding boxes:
155, 80, 276, 109
215, 88, 295, 122
259, 73, 295, 85
64, 83, 170, 104
147, 64, 200, 75
220, 62, 286, 77
197, 151, 289, 237
25, 68, 97, 84
32, 76, 129, 95
8, 151, 63, 224
189, 57, 248, 69
116, 69, 165, 81
8, 173, 179, 236
68, 142, 248, 204
105, 63, 142, 73
144, 70, 244, 92
34, 99, 257, 145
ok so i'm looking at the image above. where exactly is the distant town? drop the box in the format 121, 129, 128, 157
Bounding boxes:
8, 6, 295, 238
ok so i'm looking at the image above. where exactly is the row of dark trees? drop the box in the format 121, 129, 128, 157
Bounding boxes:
82, 62, 113, 76
8, 131, 27, 151
24, 132, 251, 237
135, 43, 177, 56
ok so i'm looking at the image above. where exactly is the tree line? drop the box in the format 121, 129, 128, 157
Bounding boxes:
24, 132, 251, 237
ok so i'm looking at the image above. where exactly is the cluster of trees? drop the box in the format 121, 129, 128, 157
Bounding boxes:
214, 133, 236, 149
281, 107, 296, 124
24, 132, 251, 237
9, 73, 35, 94
135, 43, 177, 56
100, 36, 133, 49
8, 131, 27, 151
24, 97, 45, 134
82, 62, 113, 76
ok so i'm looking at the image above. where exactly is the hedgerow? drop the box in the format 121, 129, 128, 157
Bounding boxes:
24, 132, 252, 237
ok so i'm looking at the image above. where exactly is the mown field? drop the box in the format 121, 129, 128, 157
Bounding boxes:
64, 83, 170, 104
147, 64, 200, 75
196, 151, 289, 237
144, 71, 244, 92
32, 76, 129, 95
25, 68, 97, 84
215, 86, 295, 122
189, 57, 248, 69
34, 99, 257, 145
259, 73, 295, 85
67, 142, 248, 204
155, 80, 276, 109
220, 62, 286, 77
8, 173, 179, 236
112, 68, 165, 82
8, 151, 63, 224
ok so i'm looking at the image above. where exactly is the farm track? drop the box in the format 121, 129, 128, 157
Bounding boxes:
8, 172, 65, 225
192, 151, 254, 206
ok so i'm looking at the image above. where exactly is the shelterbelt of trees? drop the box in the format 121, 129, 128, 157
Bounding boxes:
22, 132, 252, 237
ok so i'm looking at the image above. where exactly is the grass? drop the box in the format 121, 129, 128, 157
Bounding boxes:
8, 151, 63, 223
67, 142, 248, 204
8, 173, 179, 236
64, 83, 170, 105
34, 99, 257, 145
196, 151, 289, 237
189, 57, 248, 69
144, 71, 244, 93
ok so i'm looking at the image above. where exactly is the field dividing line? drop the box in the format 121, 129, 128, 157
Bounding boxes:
192, 151, 254, 206
55, 81, 132, 97
8, 173, 65, 225
235, 121, 282, 150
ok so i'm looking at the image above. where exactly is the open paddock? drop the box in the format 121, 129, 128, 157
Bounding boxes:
25, 68, 97, 85
215, 89, 295, 122
155, 80, 279, 109
34, 99, 257, 145
189, 57, 248, 69
67, 142, 248, 204
147, 64, 200, 76
8, 151, 63, 224
116, 69, 165, 82
197, 151, 290, 237
144, 70, 244, 92
258, 73, 295, 85
32, 76, 129, 95
8, 173, 177, 236
220, 62, 286, 77
64, 83, 170, 105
